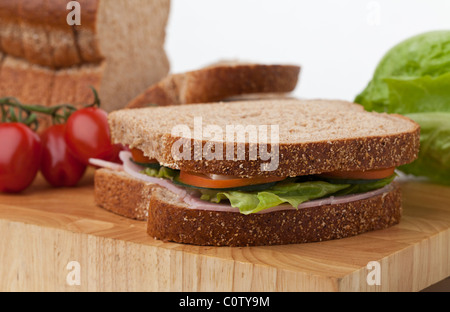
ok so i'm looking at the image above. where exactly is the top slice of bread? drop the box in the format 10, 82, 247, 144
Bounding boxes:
109, 99, 420, 177
126, 63, 301, 108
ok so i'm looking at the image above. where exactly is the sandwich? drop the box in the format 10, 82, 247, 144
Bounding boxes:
92, 99, 420, 246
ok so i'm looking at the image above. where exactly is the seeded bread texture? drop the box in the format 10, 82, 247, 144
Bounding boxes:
0, 0, 171, 112
147, 183, 402, 246
126, 63, 300, 108
94, 168, 157, 221
109, 99, 421, 177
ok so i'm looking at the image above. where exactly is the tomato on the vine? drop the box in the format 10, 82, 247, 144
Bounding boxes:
0, 123, 42, 193
40, 124, 87, 187
64, 107, 122, 165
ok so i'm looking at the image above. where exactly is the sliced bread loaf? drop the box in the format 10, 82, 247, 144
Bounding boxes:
0, 0, 171, 112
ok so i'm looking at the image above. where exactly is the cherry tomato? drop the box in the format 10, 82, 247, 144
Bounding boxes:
40, 124, 87, 187
0, 123, 42, 193
64, 107, 121, 165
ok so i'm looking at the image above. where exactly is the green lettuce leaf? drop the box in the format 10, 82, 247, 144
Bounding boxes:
400, 113, 450, 185
141, 165, 396, 214
354, 30, 450, 185
141, 167, 178, 180
199, 177, 394, 215
332, 175, 396, 196
385, 73, 450, 114
355, 30, 450, 112
212, 181, 350, 215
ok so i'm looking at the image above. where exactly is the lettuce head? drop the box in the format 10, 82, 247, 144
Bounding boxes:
355, 30, 450, 185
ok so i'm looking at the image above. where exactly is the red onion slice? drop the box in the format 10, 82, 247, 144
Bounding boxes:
88, 158, 124, 171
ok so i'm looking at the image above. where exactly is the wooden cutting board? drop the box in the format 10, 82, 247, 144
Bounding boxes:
0, 169, 448, 292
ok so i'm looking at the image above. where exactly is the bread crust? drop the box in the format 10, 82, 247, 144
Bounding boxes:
0, 0, 99, 68
147, 182, 402, 246
0, 0, 98, 30
126, 64, 301, 108
162, 126, 420, 177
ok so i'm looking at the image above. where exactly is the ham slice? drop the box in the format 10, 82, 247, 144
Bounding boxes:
89, 158, 124, 171
91, 151, 395, 214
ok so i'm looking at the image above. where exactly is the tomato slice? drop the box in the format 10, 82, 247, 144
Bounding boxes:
178, 171, 285, 189
318, 167, 396, 180
130, 148, 158, 164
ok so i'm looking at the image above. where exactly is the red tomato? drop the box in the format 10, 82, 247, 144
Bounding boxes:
178, 171, 285, 189
130, 148, 158, 164
40, 124, 87, 187
0, 123, 42, 193
64, 107, 121, 165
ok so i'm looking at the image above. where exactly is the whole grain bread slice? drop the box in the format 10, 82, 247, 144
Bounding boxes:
146, 182, 402, 246
109, 99, 420, 178
126, 63, 301, 108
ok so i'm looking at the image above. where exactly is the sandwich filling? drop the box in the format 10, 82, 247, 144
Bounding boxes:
94, 149, 396, 215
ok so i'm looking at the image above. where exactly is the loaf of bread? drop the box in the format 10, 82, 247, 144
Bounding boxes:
0, 0, 171, 112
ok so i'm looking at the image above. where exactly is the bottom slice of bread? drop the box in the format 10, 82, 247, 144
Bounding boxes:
94, 168, 156, 221
94, 168, 402, 247
147, 183, 402, 247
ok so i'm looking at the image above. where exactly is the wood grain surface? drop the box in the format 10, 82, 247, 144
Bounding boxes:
0, 169, 448, 292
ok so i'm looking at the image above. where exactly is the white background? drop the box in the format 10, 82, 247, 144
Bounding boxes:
165, 0, 450, 102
